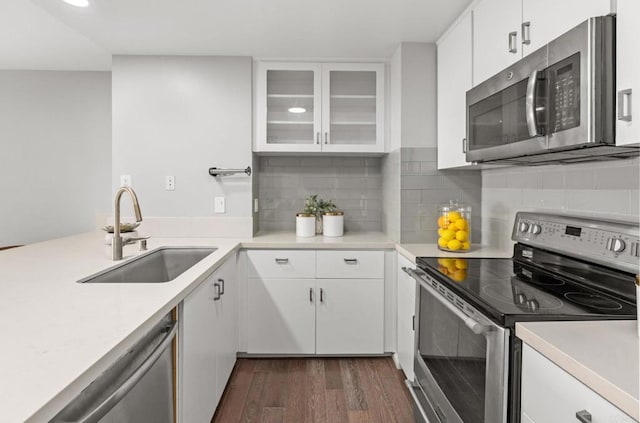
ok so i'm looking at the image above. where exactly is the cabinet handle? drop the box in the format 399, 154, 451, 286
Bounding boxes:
343, 258, 358, 264
275, 258, 289, 264
316, 132, 321, 144
522, 21, 531, 45
218, 278, 225, 295
324, 132, 329, 144
618, 89, 632, 122
462, 137, 467, 154
575, 410, 592, 423
320, 288, 324, 303
213, 282, 221, 301
309, 287, 313, 303
508, 31, 518, 53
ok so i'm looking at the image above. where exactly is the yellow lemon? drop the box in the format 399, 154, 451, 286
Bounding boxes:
438, 228, 445, 237
437, 215, 449, 228
447, 211, 462, 222
441, 229, 456, 241
455, 259, 468, 270
447, 239, 462, 251
451, 269, 467, 282
454, 218, 468, 231
439, 258, 455, 268
462, 241, 471, 250
455, 230, 468, 242
437, 237, 449, 248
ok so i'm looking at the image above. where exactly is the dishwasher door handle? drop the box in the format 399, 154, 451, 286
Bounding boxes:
75, 320, 178, 423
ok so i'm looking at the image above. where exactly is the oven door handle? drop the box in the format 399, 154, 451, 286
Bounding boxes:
403, 267, 489, 335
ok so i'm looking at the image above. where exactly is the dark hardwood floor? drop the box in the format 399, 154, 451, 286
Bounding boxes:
212, 357, 417, 423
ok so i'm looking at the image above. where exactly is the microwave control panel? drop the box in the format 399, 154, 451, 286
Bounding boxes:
547, 52, 581, 134
513, 212, 640, 272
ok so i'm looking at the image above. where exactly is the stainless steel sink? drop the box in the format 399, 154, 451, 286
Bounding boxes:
78, 247, 217, 283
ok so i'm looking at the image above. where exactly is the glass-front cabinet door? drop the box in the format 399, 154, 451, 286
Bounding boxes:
256, 62, 322, 152
255, 62, 384, 153
321, 63, 385, 153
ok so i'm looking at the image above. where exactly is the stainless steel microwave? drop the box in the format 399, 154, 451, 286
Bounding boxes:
466, 15, 638, 164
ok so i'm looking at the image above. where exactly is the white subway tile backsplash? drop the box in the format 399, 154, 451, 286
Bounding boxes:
566, 190, 631, 215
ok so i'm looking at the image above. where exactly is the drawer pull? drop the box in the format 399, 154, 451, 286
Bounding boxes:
309, 287, 313, 303
275, 258, 289, 264
343, 258, 358, 264
320, 288, 324, 303
213, 282, 222, 301
575, 410, 592, 423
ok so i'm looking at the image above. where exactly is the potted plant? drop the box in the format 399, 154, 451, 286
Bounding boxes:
303, 194, 337, 234
102, 222, 140, 245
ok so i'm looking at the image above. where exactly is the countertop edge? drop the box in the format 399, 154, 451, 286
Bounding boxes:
516, 322, 639, 420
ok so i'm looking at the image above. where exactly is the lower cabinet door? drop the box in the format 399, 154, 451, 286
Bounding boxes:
213, 255, 238, 403
181, 276, 217, 423
397, 254, 416, 380
315, 279, 384, 355
247, 278, 316, 354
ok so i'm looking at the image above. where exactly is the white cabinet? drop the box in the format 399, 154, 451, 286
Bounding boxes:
315, 278, 384, 354
247, 277, 316, 354
181, 254, 237, 423
396, 254, 416, 381
472, 0, 523, 84
521, 0, 610, 56
521, 344, 636, 423
472, 0, 611, 85
437, 11, 474, 170
616, 0, 640, 146
246, 249, 385, 355
255, 62, 385, 154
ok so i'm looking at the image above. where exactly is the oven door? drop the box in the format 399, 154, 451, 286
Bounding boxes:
408, 269, 509, 423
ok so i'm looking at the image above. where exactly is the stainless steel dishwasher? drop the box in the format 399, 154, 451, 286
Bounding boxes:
50, 313, 177, 423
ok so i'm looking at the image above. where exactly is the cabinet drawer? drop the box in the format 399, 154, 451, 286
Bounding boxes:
247, 250, 315, 279
316, 250, 384, 279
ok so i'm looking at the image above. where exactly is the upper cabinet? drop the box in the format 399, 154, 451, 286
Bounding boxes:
472, 0, 522, 85
437, 11, 474, 169
616, 0, 639, 146
521, 0, 611, 56
472, 0, 611, 85
255, 62, 385, 154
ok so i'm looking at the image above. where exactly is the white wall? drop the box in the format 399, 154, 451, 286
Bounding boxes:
0, 70, 111, 246
400, 43, 437, 148
112, 56, 253, 235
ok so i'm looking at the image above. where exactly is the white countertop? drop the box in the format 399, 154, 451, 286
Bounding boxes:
517, 320, 639, 420
396, 243, 513, 263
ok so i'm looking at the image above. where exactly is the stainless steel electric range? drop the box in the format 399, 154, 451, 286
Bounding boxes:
403, 212, 639, 423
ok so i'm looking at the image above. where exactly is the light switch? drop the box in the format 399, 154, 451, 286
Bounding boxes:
214, 197, 225, 213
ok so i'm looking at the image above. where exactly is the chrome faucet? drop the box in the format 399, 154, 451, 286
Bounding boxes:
112, 186, 143, 260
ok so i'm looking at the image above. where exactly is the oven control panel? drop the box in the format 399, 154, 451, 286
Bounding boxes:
512, 212, 640, 273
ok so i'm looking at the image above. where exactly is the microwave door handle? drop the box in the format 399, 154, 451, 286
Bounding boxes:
526, 69, 541, 137
403, 267, 489, 335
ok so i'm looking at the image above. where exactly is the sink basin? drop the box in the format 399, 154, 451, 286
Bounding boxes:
79, 247, 217, 283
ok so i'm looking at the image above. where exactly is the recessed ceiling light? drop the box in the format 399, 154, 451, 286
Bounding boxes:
288, 107, 306, 114
63, 0, 90, 7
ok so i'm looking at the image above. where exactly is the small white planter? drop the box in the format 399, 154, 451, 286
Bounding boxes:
296, 214, 316, 237
323, 212, 344, 237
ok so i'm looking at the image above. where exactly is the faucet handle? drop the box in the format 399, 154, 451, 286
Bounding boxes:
123, 235, 149, 246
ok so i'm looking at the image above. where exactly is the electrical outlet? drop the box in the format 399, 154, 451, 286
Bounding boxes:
214, 197, 225, 213
120, 175, 131, 187
165, 175, 175, 191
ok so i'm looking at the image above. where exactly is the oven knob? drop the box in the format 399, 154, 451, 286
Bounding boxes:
519, 222, 530, 233
516, 293, 527, 304
606, 238, 626, 253
527, 299, 539, 311
530, 224, 542, 235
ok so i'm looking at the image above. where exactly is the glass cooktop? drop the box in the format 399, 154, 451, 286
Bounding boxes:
416, 253, 637, 327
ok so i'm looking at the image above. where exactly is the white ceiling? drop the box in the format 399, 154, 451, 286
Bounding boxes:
3, 0, 472, 70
